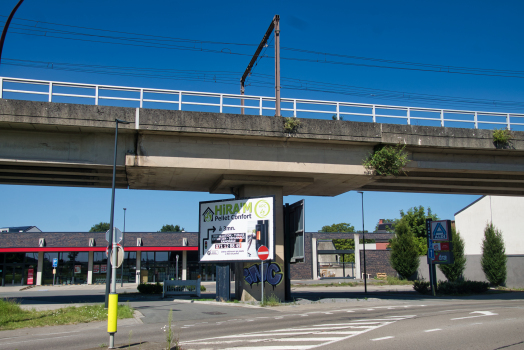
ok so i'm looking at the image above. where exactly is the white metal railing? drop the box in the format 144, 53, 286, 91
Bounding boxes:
1, 76, 523, 130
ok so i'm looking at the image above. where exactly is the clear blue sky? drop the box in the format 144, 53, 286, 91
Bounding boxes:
1, 0, 522, 232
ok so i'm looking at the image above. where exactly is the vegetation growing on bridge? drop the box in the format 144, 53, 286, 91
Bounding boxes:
492, 128, 513, 149
283, 116, 301, 134
363, 144, 410, 176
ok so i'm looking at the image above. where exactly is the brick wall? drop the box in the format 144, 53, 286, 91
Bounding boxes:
290, 232, 395, 280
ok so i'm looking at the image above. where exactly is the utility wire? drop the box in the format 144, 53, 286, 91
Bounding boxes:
4, 58, 524, 110
1, 17, 522, 79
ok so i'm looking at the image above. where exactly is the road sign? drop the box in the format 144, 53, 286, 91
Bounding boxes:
52, 258, 58, 268
428, 248, 435, 260
106, 228, 123, 243
258, 245, 269, 261
111, 245, 125, 268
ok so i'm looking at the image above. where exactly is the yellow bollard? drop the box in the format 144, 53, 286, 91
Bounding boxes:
107, 293, 118, 333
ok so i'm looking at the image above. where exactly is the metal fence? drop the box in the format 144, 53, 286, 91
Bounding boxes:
2, 76, 524, 130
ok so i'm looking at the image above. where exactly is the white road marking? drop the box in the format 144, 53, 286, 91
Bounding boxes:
371, 336, 395, 341
451, 311, 498, 320
181, 315, 413, 350
425, 328, 442, 332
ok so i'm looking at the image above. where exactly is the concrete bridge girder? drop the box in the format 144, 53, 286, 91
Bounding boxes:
1, 99, 524, 196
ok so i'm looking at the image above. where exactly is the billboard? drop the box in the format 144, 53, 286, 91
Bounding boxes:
199, 196, 275, 262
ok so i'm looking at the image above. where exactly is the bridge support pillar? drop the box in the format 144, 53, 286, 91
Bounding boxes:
235, 185, 285, 302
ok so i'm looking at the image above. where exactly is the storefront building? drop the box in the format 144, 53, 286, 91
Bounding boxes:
0, 231, 207, 286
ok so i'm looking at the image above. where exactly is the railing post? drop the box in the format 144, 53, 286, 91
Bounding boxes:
259, 97, 263, 116
95, 85, 99, 105
372, 105, 376, 123
507, 114, 511, 130
220, 94, 223, 113
178, 92, 182, 111
336, 102, 340, 120
48, 82, 53, 103
474, 112, 478, 129
440, 110, 444, 127
407, 108, 411, 125
139, 89, 143, 108
294, 99, 297, 117
0, 77, 3, 99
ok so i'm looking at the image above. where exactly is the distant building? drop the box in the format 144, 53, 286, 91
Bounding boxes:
454, 195, 524, 287
0, 226, 42, 233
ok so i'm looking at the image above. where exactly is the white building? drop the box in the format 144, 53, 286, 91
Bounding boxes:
454, 195, 524, 287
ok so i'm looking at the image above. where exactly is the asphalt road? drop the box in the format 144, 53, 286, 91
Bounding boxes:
2, 285, 524, 350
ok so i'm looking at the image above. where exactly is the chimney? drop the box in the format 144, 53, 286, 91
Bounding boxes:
379, 219, 384, 224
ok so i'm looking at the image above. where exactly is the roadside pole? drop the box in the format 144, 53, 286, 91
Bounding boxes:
108, 227, 119, 348
258, 246, 269, 303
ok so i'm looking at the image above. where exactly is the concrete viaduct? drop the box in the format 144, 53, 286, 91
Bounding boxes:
2, 99, 524, 300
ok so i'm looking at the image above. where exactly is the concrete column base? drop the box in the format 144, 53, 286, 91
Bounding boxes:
238, 185, 285, 302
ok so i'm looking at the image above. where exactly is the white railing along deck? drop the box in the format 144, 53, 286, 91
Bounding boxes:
1, 76, 523, 130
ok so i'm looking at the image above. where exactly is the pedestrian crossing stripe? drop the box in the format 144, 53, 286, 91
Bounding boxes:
432, 222, 447, 239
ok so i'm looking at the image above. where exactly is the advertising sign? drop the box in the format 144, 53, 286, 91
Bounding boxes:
100, 264, 107, 273
27, 268, 34, 285
199, 196, 275, 262
427, 219, 454, 265
93, 265, 100, 274
74, 265, 81, 274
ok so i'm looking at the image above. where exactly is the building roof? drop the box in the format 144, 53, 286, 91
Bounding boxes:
0, 226, 42, 233
454, 195, 486, 216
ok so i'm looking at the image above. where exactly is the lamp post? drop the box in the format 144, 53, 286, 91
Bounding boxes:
357, 191, 367, 294
121, 208, 126, 288
105, 119, 130, 349
0, 0, 24, 65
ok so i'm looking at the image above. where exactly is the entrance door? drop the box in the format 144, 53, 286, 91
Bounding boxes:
12, 266, 23, 285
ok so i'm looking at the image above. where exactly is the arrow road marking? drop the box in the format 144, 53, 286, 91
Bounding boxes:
451, 311, 498, 320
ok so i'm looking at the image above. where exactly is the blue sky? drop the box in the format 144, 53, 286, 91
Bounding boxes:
1, 0, 522, 232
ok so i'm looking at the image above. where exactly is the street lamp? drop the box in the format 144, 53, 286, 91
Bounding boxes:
105, 119, 131, 349
357, 191, 367, 294
121, 208, 126, 288
105, 119, 131, 307
0, 0, 25, 65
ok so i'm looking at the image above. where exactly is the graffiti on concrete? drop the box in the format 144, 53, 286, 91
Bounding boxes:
243, 262, 283, 288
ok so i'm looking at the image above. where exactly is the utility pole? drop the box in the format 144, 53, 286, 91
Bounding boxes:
241, 15, 280, 116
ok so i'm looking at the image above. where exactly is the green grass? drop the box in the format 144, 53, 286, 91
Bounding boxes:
383, 276, 414, 285
0, 299, 134, 330
261, 293, 281, 307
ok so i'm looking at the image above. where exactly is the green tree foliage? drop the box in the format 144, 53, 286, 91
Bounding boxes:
481, 223, 507, 286
89, 222, 110, 232
320, 223, 355, 262
158, 224, 184, 232
385, 206, 439, 255
320, 223, 355, 233
363, 144, 410, 176
389, 219, 419, 280
438, 227, 466, 282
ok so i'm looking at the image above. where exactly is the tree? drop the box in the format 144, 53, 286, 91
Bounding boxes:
320, 223, 355, 233
89, 222, 110, 232
386, 206, 439, 255
438, 227, 466, 282
320, 223, 355, 262
481, 223, 507, 286
389, 219, 419, 280
159, 224, 184, 232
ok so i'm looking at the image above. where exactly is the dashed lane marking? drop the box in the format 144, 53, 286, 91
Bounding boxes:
371, 336, 395, 341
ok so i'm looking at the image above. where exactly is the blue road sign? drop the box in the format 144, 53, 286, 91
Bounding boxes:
428, 248, 435, 260
52, 258, 58, 267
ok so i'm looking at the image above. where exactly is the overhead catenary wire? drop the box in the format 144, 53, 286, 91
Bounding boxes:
1, 17, 524, 79
4, 58, 524, 111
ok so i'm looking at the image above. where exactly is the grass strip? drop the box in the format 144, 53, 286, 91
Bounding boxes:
0, 299, 134, 330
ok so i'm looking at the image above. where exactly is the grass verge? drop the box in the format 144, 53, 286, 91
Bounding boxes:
0, 299, 134, 330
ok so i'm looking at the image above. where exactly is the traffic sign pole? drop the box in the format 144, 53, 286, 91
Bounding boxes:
257, 245, 269, 303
